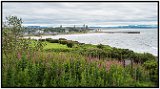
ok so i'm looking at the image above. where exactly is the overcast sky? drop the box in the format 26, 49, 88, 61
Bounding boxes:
2, 2, 158, 27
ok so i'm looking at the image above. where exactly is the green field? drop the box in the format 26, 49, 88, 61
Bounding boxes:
44, 42, 69, 49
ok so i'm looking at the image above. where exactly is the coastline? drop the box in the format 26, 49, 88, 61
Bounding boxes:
24, 32, 94, 37
24, 31, 141, 37
24, 33, 157, 57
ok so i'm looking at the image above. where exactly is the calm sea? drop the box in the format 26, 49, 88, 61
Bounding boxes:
28, 28, 158, 56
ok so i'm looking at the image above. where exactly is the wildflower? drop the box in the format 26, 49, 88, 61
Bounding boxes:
98, 63, 102, 68
17, 52, 21, 59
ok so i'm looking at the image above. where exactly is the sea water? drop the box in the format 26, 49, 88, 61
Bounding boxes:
28, 28, 158, 56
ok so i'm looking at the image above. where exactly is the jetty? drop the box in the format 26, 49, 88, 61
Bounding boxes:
97, 31, 140, 34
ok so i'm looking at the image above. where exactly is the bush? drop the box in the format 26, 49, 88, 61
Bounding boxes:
143, 60, 158, 83
131, 53, 156, 64
110, 48, 122, 60
59, 40, 78, 47
79, 43, 85, 45
142, 53, 156, 62
49, 39, 59, 43
59, 40, 68, 45
73, 41, 79, 44
39, 39, 46, 42
67, 43, 74, 48
59, 38, 67, 40
45, 38, 59, 43
97, 44, 104, 49
46, 38, 52, 42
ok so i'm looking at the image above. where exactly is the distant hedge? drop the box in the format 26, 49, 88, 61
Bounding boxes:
43, 38, 80, 46
59, 38, 67, 40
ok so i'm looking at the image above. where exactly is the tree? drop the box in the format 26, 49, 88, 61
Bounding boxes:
2, 16, 23, 55
6, 16, 23, 38
2, 16, 45, 55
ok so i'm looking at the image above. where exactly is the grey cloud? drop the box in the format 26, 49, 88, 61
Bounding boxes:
2, 2, 157, 26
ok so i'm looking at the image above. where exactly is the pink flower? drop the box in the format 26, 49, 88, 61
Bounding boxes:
17, 52, 21, 59
98, 63, 102, 68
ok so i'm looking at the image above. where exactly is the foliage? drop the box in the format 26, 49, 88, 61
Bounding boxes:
2, 16, 32, 56
39, 39, 46, 42
2, 52, 156, 87
67, 43, 74, 48
2, 16, 158, 87
97, 44, 104, 49
6, 16, 23, 37
59, 38, 67, 40
131, 53, 156, 64
143, 60, 158, 84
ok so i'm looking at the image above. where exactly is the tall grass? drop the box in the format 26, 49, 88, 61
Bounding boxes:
2, 51, 155, 87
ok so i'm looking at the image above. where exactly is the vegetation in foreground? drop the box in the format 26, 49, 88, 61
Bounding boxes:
2, 16, 158, 87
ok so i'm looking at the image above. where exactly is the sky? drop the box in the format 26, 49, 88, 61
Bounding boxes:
2, 2, 158, 27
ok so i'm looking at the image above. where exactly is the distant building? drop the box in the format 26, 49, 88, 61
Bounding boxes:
23, 32, 29, 36
27, 26, 41, 29
64, 28, 69, 33
43, 31, 58, 35
33, 29, 44, 35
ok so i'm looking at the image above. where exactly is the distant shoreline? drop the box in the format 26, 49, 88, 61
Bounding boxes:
95, 31, 140, 34
24, 31, 141, 37
23, 31, 157, 57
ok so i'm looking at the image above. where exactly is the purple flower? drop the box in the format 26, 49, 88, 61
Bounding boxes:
17, 52, 21, 59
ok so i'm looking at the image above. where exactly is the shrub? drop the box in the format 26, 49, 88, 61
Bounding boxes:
39, 39, 46, 42
97, 44, 104, 49
73, 41, 79, 44
142, 53, 156, 62
79, 43, 85, 45
46, 38, 52, 42
131, 53, 156, 64
67, 43, 74, 48
45, 38, 59, 43
49, 39, 59, 43
143, 60, 158, 83
59, 40, 68, 45
59, 38, 67, 40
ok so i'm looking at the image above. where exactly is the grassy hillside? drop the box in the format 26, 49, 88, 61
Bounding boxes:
2, 16, 158, 87
2, 38, 158, 87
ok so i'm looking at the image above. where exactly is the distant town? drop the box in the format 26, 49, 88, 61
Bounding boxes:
23, 24, 94, 36
23, 24, 157, 36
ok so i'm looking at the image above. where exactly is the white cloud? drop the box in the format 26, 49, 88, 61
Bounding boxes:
2, 2, 158, 26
